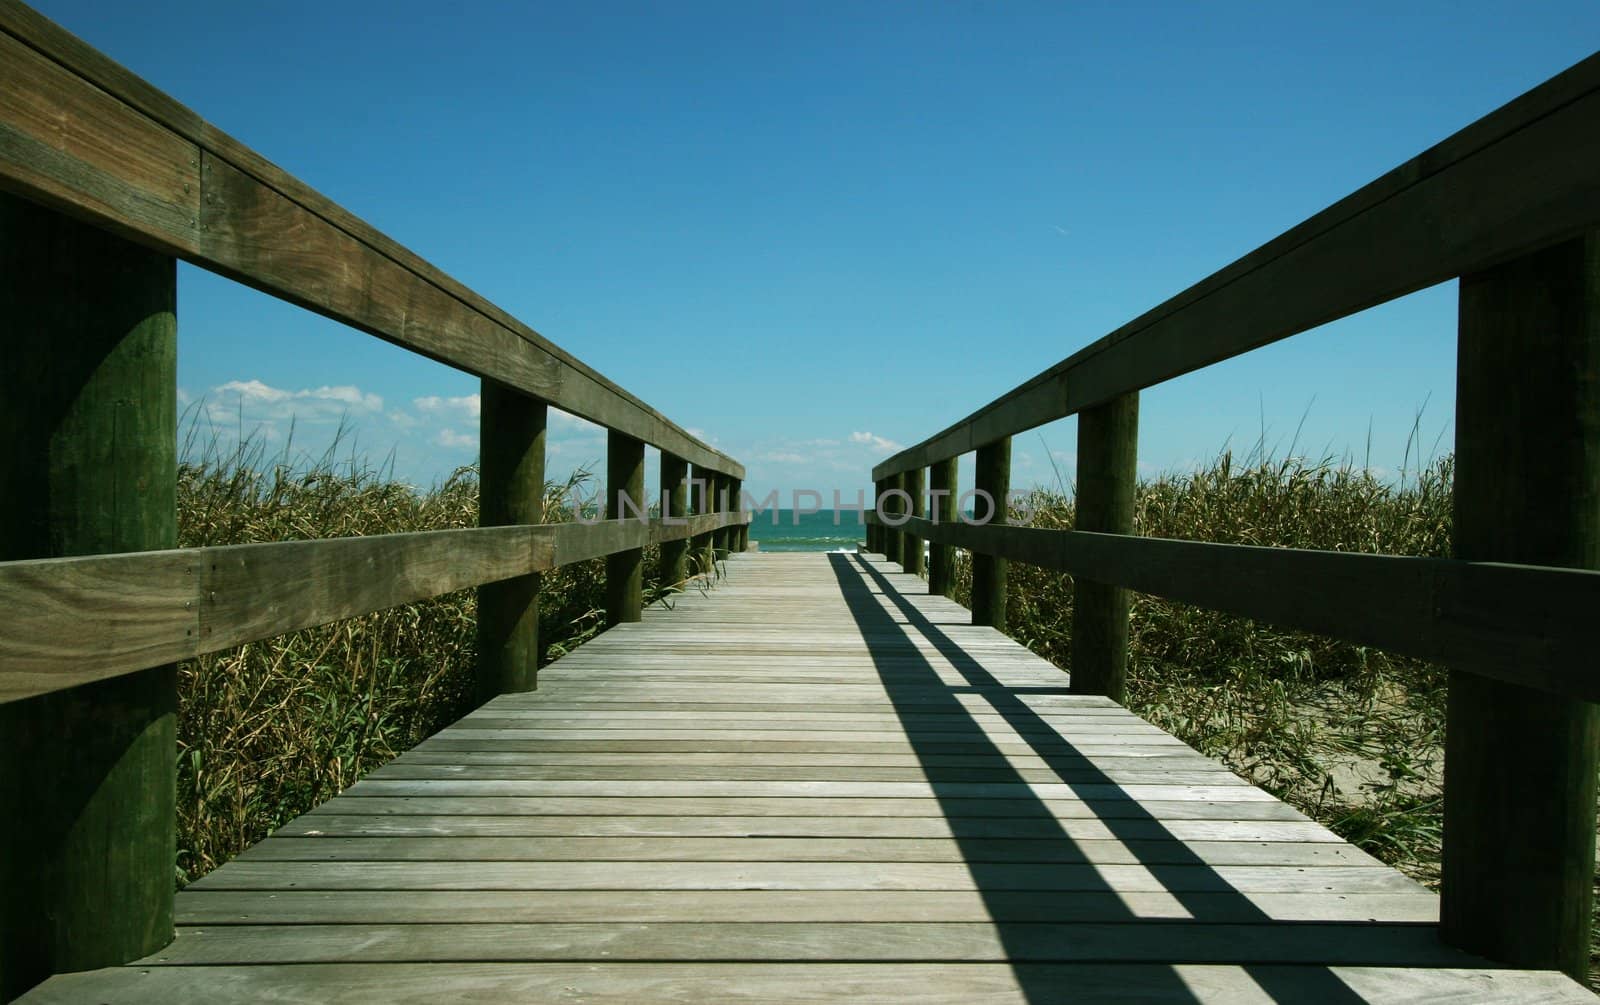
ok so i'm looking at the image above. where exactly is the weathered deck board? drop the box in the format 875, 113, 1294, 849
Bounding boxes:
24, 552, 1591, 1003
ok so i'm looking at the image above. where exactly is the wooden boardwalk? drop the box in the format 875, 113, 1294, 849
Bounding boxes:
25, 552, 1589, 1003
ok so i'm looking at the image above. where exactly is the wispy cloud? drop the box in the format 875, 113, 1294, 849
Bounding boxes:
434, 428, 477, 450
414, 393, 480, 420
849, 430, 903, 453
210, 379, 383, 420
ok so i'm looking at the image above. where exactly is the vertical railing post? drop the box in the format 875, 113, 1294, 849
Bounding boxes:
885, 472, 905, 568
659, 452, 689, 590
477, 381, 547, 700
928, 457, 957, 597
1070, 392, 1140, 700
605, 430, 644, 625
971, 438, 1010, 629
869, 479, 883, 553
1440, 235, 1600, 980
690, 464, 713, 575
729, 476, 744, 553
0, 194, 177, 997
711, 473, 729, 558
903, 466, 926, 577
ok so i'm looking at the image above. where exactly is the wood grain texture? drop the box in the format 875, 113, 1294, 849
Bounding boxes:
0, 4, 741, 478
604, 431, 645, 625
1440, 236, 1600, 979
0, 195, 178, 997
927, 459, 957, 597
24, 963, 1595, 1005
0, 31, 198, 255
888, 515, 1600, 700
969, 439, 1009, 629
873, 53, 1600, 480
1070, 392, 1138, 699
475, 383, 546, 697
21, 552, 1585, 1002
0, 513, 747, 702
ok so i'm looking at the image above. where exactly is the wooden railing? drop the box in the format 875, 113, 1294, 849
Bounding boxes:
869, 52, 1600, 981
0, 2, 748, 997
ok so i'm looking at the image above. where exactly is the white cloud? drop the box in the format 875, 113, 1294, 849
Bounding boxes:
414, 393, 480, 420
434, 428, 477, 450
210, 379, 384, 420
849, 431, 903, 453
758, 450, 809, 465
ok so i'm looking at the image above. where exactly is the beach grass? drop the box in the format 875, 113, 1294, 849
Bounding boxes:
948, 448, 1454, 884
173, 425, 717, 882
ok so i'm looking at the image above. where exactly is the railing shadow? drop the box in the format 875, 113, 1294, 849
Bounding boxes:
828, 552, 1389, 1003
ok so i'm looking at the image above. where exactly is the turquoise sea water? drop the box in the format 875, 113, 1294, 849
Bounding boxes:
746, 509, 865, 552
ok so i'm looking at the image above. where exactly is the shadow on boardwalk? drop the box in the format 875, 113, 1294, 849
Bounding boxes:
830, 552, 1374, 1003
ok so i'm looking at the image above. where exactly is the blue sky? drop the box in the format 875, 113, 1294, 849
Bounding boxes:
33, 1, 1600, 501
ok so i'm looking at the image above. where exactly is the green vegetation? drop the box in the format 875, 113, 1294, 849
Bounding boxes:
173, 428, 716, 882
951, 449, 1455, 883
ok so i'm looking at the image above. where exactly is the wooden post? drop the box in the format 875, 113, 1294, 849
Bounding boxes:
690, 464, 713, 575
660, 452, 689, 589
729, 477, 744, 553
971, 438, 1010, 629
903, 466, 926, 577
1440, 235, 1600, 980
884, 472, 904, 568
868, 480, 882, 553
476, 382, 546, 701
928, 457, 957, 597
605, 430, 644, 625
1070, 392, 1139, 700
0, 193, 177, 996
711, 474, 728, 557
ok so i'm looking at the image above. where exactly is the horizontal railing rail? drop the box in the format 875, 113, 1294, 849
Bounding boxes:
869, 512, 1600, 701
0, 510, 746, 704
867, 49, 1600, 984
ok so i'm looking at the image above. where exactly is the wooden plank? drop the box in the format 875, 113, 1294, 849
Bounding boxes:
234, 835, 1374, 868
27, 962, 1595, 1005
873, 53, 1600, 479
397, 747, 1206, 766
273, 814, 1344, 843
174, 888, 1437, 925
0, 513, 745, 701
0, 31, 198, 255
891, 516, 1600, 700
0, 5, 742, 478
362, 764, 1240, 786
197, 528, 555, 655
144, 921, 1474, 966
309, 795, 1312, 821
0, 549, 197, 701
184, 859, 1423, 894
331, 780, 1278, 801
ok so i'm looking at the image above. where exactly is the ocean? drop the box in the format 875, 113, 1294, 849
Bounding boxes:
746, 509, 866, 552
